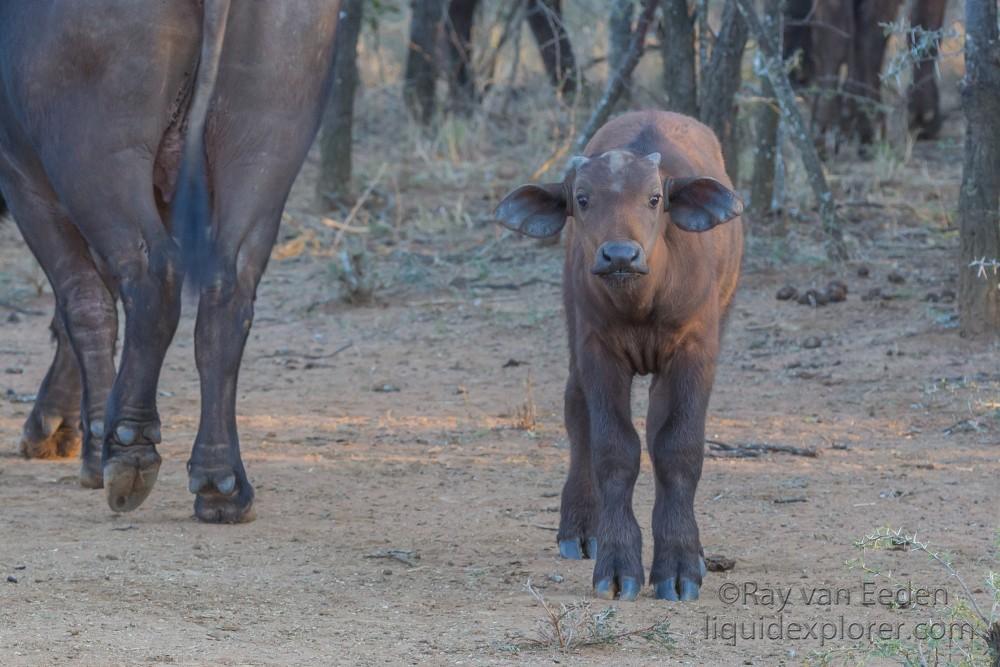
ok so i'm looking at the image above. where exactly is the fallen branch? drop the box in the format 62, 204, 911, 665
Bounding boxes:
706, 439, 819, 458
0, 299, 44, 316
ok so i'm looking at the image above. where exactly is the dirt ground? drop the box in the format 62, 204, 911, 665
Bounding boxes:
2, 121, 999, 666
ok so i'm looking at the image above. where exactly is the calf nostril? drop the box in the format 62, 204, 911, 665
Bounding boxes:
630, 247, 641, 262
602, 247, 613, 261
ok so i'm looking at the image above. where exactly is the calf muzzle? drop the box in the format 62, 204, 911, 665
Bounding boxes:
591, 241, 648, 277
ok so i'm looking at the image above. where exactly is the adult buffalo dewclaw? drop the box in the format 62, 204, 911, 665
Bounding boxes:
494, 111, 744, 601
0, 1, 341, 521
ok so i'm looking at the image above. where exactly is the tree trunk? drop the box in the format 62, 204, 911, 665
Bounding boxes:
404, 0, 446, 125
698, 0, 748, 183
734, 0, 848, 261
571, 0, 658, 156
750, 0, 782, 219
317, 0, 364, 207
525, 0, 578, 99
908, 0, 948, 139
958, 0, 1000, 340
609, 0, 635, 73
445, 0, 479, 114
659, 0, 698, 116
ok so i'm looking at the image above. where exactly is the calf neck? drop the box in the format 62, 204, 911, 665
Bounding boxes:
495, 110, 743, 601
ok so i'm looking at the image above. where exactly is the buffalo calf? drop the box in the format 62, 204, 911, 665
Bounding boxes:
495, 111, 743, 601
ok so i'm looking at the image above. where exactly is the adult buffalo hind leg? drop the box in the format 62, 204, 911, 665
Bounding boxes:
20, 315, 83, 460
3, 179, 119, 486
646, 341, 716, 601
582, 355, 643, 601
187, 215, 282, 524
557, 367, 598, 560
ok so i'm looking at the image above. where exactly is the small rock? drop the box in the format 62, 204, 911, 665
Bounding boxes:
6, 312, 20, 323
372, 383, 400, 393
802, 336, 822, 349
6, 575, 16, 584
857, 265, 870, 278
502, 359, 527, 368
887, 271, 906, 284
825, 280, 848, 303
924, 292, 940, 302
4, 367, 23, 375
776, 285, 798, 301
547, 573, 564, 583
940, 289, 956, 303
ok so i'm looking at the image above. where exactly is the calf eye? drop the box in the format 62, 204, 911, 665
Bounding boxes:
576, 193, 590, 210
648, 194, 662, 209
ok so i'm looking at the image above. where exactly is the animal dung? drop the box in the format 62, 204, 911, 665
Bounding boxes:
780, 280, 849, 306
775, 285, 798, 301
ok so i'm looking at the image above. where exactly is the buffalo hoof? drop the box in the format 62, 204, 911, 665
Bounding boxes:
103, 420, 162, 512
19, 411, 80, 459
652, 555, 707, 601
188, 443, 256, 524
594, 575, 642, 602
558, 537, 598, 560
193, 483, 256, 524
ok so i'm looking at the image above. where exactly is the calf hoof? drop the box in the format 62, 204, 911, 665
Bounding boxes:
652, 556, 707, 602
558, 537, 598, 560
19, 412, 81, 459
594, 575, 642, 602
592, 541, 644, 601
103, 420, 163, 512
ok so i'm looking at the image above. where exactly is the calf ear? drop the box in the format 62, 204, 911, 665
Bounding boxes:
494, 183, 569, 239
665, 177, 743, 232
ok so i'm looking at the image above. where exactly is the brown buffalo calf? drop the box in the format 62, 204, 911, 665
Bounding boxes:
495, 111, 743, 601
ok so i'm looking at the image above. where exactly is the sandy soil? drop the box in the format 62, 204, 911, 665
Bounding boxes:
1, 132, 998, 667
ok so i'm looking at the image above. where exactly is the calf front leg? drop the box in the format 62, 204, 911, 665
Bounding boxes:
557, 369, 597, 560
646, 343, 715, 601
581, 355, 642, 601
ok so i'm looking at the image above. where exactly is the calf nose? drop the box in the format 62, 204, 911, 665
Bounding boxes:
592, 241, 648, 275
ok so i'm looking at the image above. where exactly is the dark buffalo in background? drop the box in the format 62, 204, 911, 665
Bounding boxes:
0, 0, 340, 522
784, 0, 949, 146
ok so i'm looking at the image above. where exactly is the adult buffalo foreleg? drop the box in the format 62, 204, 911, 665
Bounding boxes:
582, 352, 643, 601
4, 177, 118, 487
646, 337, 716, 601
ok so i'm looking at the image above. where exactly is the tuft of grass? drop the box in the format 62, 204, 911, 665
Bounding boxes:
516, 578, 675, 652
817, 527, 1000, 667
512, 375, 537, 432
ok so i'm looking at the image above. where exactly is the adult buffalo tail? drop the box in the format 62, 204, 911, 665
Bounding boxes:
173, 0, 231, 289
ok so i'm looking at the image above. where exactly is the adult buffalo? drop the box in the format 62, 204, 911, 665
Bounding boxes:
0, 1, 340, 522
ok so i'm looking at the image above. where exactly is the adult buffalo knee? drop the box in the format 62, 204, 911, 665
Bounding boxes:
495, 110, 743, 601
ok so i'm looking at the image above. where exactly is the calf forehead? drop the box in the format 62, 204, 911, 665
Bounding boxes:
579, 150, 657, 194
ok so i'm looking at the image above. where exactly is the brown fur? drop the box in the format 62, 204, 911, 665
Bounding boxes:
495, 111, 743, 601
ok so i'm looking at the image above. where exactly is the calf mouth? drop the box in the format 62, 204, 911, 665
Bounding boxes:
594, 268, 647, 287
